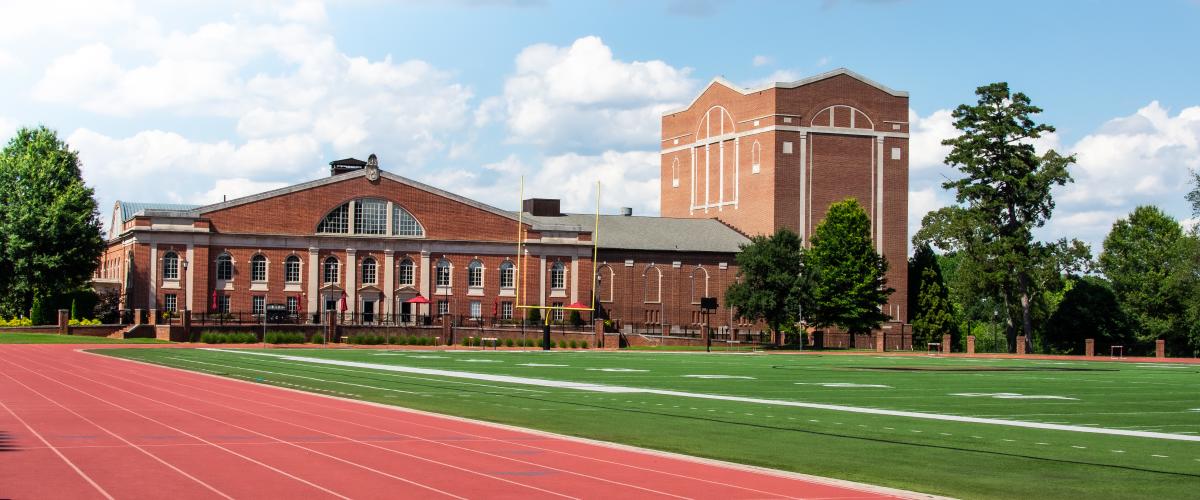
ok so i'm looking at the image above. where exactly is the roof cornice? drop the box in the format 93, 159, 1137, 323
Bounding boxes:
662, 67, 908, 116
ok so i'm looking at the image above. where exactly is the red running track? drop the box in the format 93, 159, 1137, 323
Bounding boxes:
0, 345, 922, 499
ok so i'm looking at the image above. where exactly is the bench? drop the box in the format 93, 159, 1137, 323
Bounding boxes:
481, 337, 499, 350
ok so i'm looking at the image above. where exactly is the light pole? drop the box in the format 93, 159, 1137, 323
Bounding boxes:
180, 258, 189, 316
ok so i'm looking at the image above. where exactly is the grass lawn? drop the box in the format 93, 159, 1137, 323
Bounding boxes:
0, 332, 169, 344
95, 347, 1200, 499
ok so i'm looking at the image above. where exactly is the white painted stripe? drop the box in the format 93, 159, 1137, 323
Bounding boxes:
0, 399, 115, 500
209, 350, 1200, 443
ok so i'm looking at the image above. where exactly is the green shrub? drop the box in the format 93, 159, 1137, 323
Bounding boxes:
526, 338, 537, 347
199, 331, 258, 343
504, 338, 515, 347
569, 310, 584, 327
559, 340, 569, 349
265, 331, 305, 344
309, 332, 325, 344
348, 334, 386, 345
581, 340, 589, 349
568, 340, 578, 349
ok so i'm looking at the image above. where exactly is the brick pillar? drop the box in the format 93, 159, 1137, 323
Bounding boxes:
57, 309, 69, 335
149, 308, 158, 326
182, 310, 192, 342
874, 331, 884, 352
1085, 338, 1095, 357
942, 334, 951, 354
967, 335, 976, 355
594, 321, 605, 348
662, 323, 671, 337
325, 311, 338, 343
1156, 339, 1166, 358
1016, 335, 1027, 355
133, 308, 143, 325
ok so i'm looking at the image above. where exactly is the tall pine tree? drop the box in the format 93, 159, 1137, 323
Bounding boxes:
909, 244, 955, 348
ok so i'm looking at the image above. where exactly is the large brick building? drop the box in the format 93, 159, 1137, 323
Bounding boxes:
95, 68, 908, 334
660, 68, 909, 321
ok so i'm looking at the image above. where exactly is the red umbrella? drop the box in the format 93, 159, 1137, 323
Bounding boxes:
210, 290, 217, 312
566, 301, 589, 310
492, 299, 498, 317
339, 291, 347, 312
405, 295, 430, 304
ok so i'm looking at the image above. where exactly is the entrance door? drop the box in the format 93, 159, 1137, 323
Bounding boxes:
362, 300, 375, 323
401, 302, 412, 325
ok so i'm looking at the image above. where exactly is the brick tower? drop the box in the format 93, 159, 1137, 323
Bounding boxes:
660, 68, 909, 321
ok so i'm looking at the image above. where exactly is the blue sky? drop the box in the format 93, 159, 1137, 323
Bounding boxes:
1, 0, 1198, 254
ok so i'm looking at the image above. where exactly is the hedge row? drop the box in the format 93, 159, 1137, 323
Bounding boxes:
200, 330, 325, 344
462, 337, 589, 348
346, 334, 437, 345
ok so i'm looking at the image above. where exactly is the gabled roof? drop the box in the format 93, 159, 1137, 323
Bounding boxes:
184, 169, 521, 223
116, 201, 200, 222
663, 67, 908, 116
518, 212, 749, 253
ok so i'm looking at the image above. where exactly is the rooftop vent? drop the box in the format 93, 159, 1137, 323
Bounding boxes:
329, 157, 367, 176
620, 207, 633, 216
523, 198, 561, 217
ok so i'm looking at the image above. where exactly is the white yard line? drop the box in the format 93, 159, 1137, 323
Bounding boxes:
208, 349, 1200, 443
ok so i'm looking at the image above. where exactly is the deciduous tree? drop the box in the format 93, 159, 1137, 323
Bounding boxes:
807, 199, 892, 344
725, 229, 808, 345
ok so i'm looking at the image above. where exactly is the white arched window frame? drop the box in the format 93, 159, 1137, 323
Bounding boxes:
809, 104, 875, 130
499, 261, 515, 289
393, 205, 425, 237
550, 261, 566, 290
435, 259, 452, 288
284, 255, 302, 283
398, 259, 415, 287
361, 257, 377, 285
323, 257, 339, 284
216, 253, 233, 281
643, 265, 662, 304
250, 254, 267, 282
317, 203, 350, 234
162, 251, 179, 281
468, 260, 484, 289
671, 157, 680, 188
690, 266, 709, 304
354, 198, 388, 235
751, 140, 761, 174
597, 265, 614, 303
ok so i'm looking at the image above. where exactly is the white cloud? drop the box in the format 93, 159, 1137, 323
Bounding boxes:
816, 56, 831, 67
278, 0, 327, 24
422, 150, 662, 216
0, 116, 16, 141
501, 36, 695, 152
908, 108, 956, 170
752, 55, 772, 67
198, 178, 291, 205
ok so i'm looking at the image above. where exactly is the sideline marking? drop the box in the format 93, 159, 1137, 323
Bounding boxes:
518, 363, 569, 367
207, 349, 1200, 443
950, 393, 1078, 400
796, 382, 891, 388
587, 368, 648, 373
682, 375, 756, 380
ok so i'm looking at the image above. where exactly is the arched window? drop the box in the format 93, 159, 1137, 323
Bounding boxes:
810, 104, 874, 130
671, 158, 680, 188
398, 259, 414, 287
323, 257, 339, 284
597, 265, 614, 302
393, 205, 425, 236
467, 260, 483, 288
435, 259, 452, 287
251, 254, 267, 282
317, 203, 349, 233
354, 198, 387, 234
285, 255, 301, 283
691, 266, 709, 304
643, 265, 661, 303
216, 254, 233, 281
163, 252, 179, 280
499, 261, 515, 289
361, 257, 377, 285
751, 140, 761, 174
550, 262, 566, 290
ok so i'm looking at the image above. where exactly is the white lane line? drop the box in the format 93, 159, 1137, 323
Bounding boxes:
16, 355, 460, 500
164, 357, 418, 395
683, 375, 756, 379
210, 349, 1200, 443
0, 357, 343, 499
0, 398, 115, 500
1152, 455, 1169, 458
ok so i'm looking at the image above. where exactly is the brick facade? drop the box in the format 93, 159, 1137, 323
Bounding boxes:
660, 69, 910, 322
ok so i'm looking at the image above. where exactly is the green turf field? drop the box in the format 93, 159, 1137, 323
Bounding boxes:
0, 332, 169, 344
95, 347, 1200, 499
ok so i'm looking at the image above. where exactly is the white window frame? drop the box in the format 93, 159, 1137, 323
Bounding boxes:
469, 300, 481, 319
500, 301, 513, 320
286, 296, 299, 316
317, 203, 350, 234
252, 296, 265, 315
643, 265, 662, 304
163, 293, 177, 312
435, 259, 452, 288
163, 252, 179, 281
323, 257, 339, 284
468, 260, 484, 289
354, 198, 388, 235
499, 261, 515, 289
550, 261, 566, 290
250, 254, 267, 282
361, 257, 377, 285
216, 254, 233, 281
285, 255, 301, 283
398, 259, 415, 286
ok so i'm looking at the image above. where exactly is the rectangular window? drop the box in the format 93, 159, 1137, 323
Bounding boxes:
552, 302, 564, 322
500, 301, 513, 320
252, 296, 265, 315
163, 294, 177, 312
285, 258, 301, 283
218, 295, 230, 314
469, 300, 481, 319
361, 261, 377, 285
437, 300, 449, 316
782, 141, 793, 154
399, 262, 414, 286
354, 199, 387, 235
436, 265, 451, 287
251, 258, 267, 282
325, 299, 337, 312
499, 265, 514, 289
163, 255, 179, 280
286, 296, 299, 316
